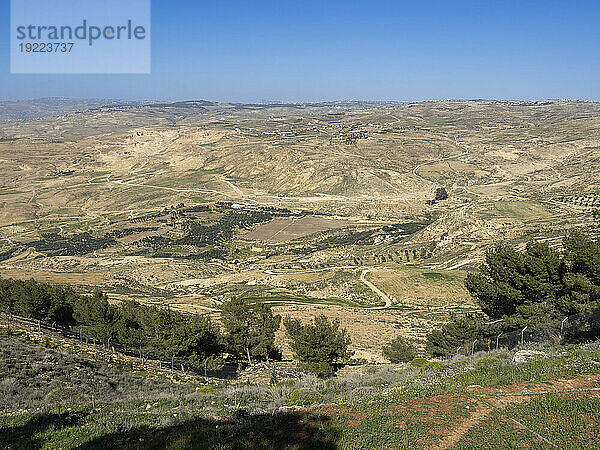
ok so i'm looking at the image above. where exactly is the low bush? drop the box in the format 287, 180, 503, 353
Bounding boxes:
382, 336, 417, 363
288, 388, 325, 406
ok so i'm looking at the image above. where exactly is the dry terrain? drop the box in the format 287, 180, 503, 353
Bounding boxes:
1, 99, 599, 360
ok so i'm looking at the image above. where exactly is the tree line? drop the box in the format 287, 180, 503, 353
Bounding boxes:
0, 279, 221, 363
0, 277, 353, 373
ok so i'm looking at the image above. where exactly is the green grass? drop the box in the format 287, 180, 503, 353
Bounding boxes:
484, 201, 551, 220
421, 271, 455, 281
2, 329, 600, 449
457, 394, 600, 449
238, 290, 384, 309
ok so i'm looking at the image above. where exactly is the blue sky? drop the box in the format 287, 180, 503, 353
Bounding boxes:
1, 0, 599, 102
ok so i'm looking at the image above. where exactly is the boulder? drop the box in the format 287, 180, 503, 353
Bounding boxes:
512, 350, 546, 364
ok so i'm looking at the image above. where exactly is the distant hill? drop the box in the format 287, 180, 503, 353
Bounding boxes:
0, 98, 147, 122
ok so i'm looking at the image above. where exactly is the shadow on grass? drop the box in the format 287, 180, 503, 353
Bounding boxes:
2, 410, 339, 450
0, 411, 89, 450
82, 411, 338, 450
81, 411, 338, 450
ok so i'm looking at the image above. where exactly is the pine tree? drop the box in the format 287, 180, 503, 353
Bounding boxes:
284, 314, 353, 375
221, 298, 281, 364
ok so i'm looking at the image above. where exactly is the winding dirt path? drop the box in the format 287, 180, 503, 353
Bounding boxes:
262, 265, 393, 309
360, 268, 392, 309
434, 402, 492, 450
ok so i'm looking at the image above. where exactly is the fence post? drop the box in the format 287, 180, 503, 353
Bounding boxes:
520, 326, 528, 345
560, 316, 569, 337
496, 332, 503, 350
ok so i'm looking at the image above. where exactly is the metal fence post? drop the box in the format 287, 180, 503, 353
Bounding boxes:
496, 332, 503, 350
521, 326, 528, 345
560, 316, 569, 337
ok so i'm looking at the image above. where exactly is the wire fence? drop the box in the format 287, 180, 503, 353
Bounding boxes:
441, 308, 600, 359
1, 310, 239, 379
4, 307, 599, 371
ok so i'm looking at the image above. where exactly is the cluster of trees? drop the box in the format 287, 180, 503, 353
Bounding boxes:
426, 187, 449, 205
0, 277, 354, 374
219, 298, 354, 374
0, 277, 79, 325
29, 232, 116, 256
466, 231, 599, 321
426, 230, 600, 356
221, 298, 282, 363
0, 278, 221, 363
140, 209, 280, 254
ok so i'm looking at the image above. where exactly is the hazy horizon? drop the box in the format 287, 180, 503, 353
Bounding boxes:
2, 96, 597, 104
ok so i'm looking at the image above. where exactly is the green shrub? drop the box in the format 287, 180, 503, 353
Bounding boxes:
475, 357, 500, 370
424, 361, 447, 370
288, 388, 325, 406
284, 315, 353, 375
410, 357, 428, 368
382, 336, 417, 363
195, 386, 216, 394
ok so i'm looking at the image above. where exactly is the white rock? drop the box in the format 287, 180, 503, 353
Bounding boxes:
512, 350, 546, 364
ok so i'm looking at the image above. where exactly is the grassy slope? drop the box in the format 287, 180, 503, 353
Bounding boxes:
1, 328, 600, 449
